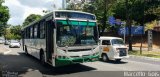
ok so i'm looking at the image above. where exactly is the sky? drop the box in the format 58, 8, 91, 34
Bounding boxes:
3, 0, 62, 26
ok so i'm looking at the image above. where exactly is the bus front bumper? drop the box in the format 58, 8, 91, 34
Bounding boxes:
55, 55, 99, 67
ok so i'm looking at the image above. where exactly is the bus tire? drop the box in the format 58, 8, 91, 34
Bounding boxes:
101, 53, 109, 62
25, 46, 28, 55
40, 50, 46, 66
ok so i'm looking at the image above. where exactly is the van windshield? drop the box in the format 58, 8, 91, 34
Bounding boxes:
111, 39, 124, 45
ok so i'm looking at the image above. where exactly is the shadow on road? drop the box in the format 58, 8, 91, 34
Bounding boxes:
0, 52, 96, 76
100, 60, 128, 64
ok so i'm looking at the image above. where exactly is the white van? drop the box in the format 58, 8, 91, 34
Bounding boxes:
99, 37, 129, 62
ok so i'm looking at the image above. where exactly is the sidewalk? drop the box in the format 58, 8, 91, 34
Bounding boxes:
131, 47, 160, 61
0, 44, 10, 54
129, 55, 160, 61
133, 47, 160, 52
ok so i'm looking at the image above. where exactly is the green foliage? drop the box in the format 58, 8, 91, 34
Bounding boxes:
113, 0, 144, 23
10, 25, 21, 36
145, 20, 157, 31
0, 25, 5, 36
66, 0, 159, 34
5, 25, 22, 40
0, 0, 10, 36
5, 28, 13, 40
66, 0, 86, 10
13, 34, 21, 40
81, 0, 159, 29
113, 0, 160, 24
83, 0, 116, 34
22, 14, 41, 27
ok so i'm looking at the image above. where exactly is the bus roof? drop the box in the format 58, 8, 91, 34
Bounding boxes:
54, 10, 95, 16
22, 10, 96, 30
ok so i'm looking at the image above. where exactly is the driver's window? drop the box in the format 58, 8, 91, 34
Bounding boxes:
102, 40, 111, 45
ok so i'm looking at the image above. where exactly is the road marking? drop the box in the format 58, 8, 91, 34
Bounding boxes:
3, 45, 12, 55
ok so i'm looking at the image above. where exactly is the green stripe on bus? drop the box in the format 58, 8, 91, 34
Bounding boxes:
57, 20, 67, 24
55, 55, 99, 67
57, 20, 96, 26
88, 22, 96, 26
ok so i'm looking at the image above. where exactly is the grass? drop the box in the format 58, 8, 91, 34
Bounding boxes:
129, 50, 160, 58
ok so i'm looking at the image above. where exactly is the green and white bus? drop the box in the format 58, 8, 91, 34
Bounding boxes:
21, 10, 100, 67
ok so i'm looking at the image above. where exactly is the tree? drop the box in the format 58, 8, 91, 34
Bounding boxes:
112, 0, 160, 51
10, 25, 22, 40
5, 25, 22, 40
4, 28, 13, 40
81, 0, 159, 51
0, 0, 10, 36
22, 14, 41, 27
83, 0, 116, 35
113, 0, 160, 25
66, 0, 86, 10
10, 25, 21, 36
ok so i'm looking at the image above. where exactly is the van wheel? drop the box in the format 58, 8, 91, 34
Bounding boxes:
40, 51, 46, 66
101, 54, 109, 62
115, 59, 121, 62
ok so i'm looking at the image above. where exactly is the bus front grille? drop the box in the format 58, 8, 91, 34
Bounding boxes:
70, 55, 90, 58
68, 49, 91, 52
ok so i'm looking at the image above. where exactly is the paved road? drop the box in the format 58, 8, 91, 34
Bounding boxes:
0, 45, 160, 77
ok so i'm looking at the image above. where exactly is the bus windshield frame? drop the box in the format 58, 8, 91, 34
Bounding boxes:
55, 11, 96, 20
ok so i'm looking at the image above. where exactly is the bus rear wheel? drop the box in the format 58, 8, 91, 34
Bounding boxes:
25, 46, 28, 55
40, 51, 46, 66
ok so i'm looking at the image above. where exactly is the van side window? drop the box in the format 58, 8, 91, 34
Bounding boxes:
102, 40, 111, 45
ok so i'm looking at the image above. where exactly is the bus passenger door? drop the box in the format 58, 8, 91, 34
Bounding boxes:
46, 20, 54, 64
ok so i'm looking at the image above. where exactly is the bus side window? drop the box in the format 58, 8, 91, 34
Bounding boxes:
40, 22, 45, 39
24, 30, 26, 38
30, 27, 33, 38
102, 40, 111, 45
26, 27, 30, 39
34, 24, 38, 38
37, 22, 40, 38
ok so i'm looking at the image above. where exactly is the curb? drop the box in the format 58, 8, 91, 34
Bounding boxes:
0, 45, 11, 55
129, 55, 160, 61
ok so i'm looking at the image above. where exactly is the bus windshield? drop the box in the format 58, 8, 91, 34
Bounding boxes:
57, 20, 98, 47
